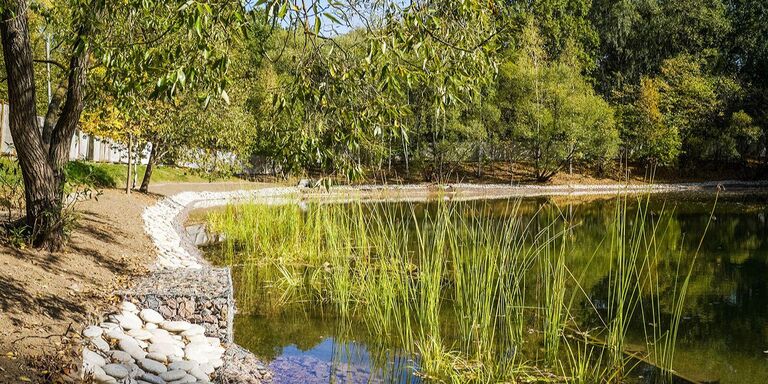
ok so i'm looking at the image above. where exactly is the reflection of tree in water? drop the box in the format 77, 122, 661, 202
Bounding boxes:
558, 196, 768, 380
234, 311, 337, 361
235, 311, 420, 384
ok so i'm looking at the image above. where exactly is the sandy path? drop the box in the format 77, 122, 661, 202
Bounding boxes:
0, 190, 159, 383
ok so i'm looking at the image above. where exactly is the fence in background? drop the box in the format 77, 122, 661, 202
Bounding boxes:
1, 104, 149, 164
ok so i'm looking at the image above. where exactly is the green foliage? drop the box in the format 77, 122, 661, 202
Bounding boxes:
4, 0, 766, 186
499, 26, 618, 181
252, 0, 508, 179
591, 0, 731, 92
619, 77, 681, 165
514, 0, 600, 69
656, 54, 746, 161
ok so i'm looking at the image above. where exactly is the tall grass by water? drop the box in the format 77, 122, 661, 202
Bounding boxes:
206, 195, 707, 383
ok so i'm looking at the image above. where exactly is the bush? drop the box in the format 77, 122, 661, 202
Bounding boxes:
65, 161, 118, 188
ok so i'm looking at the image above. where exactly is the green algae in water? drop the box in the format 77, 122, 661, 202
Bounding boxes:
203, 192, 768, 383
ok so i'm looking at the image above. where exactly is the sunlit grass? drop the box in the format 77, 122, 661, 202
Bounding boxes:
205, 195, 704, 383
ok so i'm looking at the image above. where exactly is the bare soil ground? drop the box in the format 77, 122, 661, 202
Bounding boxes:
0, 190, 158, 383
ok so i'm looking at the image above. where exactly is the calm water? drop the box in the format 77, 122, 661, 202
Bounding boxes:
204, 191, 768, 383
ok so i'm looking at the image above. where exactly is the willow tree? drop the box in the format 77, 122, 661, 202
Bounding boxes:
2, 0, 509, 249
0, 0, 242, 249
254, 0, 509, 178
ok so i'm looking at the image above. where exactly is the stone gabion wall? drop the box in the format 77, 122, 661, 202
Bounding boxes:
119, 268, 234, 343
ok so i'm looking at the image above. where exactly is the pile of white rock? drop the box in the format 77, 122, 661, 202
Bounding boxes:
82, 301, 226, 384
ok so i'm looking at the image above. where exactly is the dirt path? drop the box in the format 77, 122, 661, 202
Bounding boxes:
148, 181, 275, 196
0, 190, 158, 383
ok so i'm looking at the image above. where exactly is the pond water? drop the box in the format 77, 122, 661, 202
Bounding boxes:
202, 191, 768, 383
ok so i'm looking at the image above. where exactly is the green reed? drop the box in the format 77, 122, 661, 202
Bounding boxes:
206, 195, 702, 383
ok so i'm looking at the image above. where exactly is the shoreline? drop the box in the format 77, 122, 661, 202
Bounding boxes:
144, 179, 767, 269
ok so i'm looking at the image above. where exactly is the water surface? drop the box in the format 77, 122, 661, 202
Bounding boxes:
203, 191, 768, 383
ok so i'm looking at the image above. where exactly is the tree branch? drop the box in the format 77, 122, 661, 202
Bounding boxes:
33, 59, 67, 72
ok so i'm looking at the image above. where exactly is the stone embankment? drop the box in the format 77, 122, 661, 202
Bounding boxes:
82, 301, 225, 384
82, 188, 296, 384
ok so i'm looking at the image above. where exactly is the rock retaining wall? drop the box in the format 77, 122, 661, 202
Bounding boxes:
118, 268, 235, 343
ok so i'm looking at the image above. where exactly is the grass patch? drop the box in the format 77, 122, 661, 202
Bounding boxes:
1, 157, 242, 191
67, 160, 238, 188
65, 160, 241, 187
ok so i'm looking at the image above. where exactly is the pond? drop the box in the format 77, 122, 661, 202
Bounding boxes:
200, 191, 768, 384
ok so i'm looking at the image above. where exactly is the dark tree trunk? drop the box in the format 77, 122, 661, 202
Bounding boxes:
1, 0, 61, 248
1, 0, 91, 250
139, 142, 160, 193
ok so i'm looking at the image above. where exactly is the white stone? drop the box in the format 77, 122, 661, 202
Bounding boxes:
148, 328, 171, 338
160, 321, 192, 332
99, 322, 119, 331
188, 366, 208, 381
127, 362, 144, 379
184, 342, 213, 364
128, 328, 153, 340
83, 348, 106, 369
83, 325, 103, 339
149, 332, 175, 345
105, 327, 129, 341
209, 358, 224, 368
199, 363, 214, 375
103, 363, 130, 379
117, 311, 144, 330
187, 334, 207, 344
118, 338, 147, 360
91, 366, 117, 384
139, 372, 165, 384
167, 355, 184, 363
160, 369, 187, 381
205, 337, 220, 347
168, 360, 198, 372
181, 324, 205, 337
120, 301, 139, 314
148, 342, 184, 358
138, 358, 168, 375
90, 336, 110, 352
109, 350, 134, 364
146, 352, 167, 364
140, 308, 164, 324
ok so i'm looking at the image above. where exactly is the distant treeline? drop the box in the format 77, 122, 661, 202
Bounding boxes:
243, 1, 767, 181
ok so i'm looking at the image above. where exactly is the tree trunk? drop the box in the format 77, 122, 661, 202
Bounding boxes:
139, 142, 159, 193
1, 0, 91, 250
1, 0, 62, 249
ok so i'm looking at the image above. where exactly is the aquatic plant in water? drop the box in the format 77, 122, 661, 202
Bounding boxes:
205, 195, 706, 383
